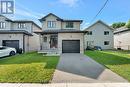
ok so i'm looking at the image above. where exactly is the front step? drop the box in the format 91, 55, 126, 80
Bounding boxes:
38, 50, 60, 56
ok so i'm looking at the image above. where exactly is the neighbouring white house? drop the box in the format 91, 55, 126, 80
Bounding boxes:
84, 20, 114, 50
35, 13, 86, 54
114, 27, 130, 50
0, 15, 42, 52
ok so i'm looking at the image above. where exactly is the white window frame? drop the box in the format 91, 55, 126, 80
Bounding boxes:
66, 22, 74, 28
104, 31, 109, 35
0, 22, 6, 29
18, 23, 26, 29
87, 31, 92, 35
104, 41, 109, 45
47, 21, 56, 28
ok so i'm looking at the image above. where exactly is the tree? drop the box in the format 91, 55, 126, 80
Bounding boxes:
126, 20, 130, 28
112, 22, 126, 29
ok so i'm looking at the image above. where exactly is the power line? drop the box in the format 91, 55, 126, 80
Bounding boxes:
90, 0, 109, 23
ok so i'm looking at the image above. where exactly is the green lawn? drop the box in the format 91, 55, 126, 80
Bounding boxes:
0, 52, 59, 83
85, 50, 130, 81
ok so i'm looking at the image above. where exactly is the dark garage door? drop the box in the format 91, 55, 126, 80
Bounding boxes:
2, 40, 19, 51
62, 40, 80, 53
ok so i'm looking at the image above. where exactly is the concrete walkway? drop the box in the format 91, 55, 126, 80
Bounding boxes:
0, 83, 130, 87
52, 53, 128, 83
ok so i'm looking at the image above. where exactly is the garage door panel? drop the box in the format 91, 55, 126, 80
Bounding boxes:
2, 40, 19, 51
62, 40, 80, 53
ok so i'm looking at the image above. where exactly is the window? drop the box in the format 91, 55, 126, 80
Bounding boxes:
104, 31, 109, 35
43, 37, 47, 42
18, 23, 26, 29
87, 31, 92, 35
66, 22, 74, 28
0, 22, 6, 29
47, 21, 56, 28
104, 41, 109, 45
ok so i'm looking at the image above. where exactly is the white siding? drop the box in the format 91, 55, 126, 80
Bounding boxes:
84, 22, 114, 49
114, 31, 130, 50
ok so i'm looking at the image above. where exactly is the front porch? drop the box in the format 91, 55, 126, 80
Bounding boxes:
38, 34, 59, 55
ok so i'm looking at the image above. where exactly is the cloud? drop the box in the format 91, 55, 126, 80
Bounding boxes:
15, 8, 42, 19
59, 0, 79, 7
14, 3, 44, 19
2, 2, 44, 20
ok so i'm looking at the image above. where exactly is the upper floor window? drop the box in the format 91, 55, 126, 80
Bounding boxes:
18, 23, 26, 29
104, 31, 109, 35
87, 31, 92, 35
0, 22, 6, 29
47, 21, 56, 28
66, 22, 74, 28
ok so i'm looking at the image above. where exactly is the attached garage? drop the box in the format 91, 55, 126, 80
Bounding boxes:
62, 40, 80, 53
2, 40, 19, 51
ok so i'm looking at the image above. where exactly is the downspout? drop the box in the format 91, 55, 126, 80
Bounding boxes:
83, 32, 87, 52
27, 36, 29, 51
23, 34, 25, 53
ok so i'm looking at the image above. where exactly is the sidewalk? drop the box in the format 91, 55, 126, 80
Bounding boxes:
0, 83, 130, 87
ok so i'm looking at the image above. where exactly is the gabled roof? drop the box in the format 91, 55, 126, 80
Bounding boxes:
0, 15, 13, 22
39, 13, 62, 22
114, 27, 130, 34
39, 13, 83, 23
84, 20, 114, 31
0, 15, 42, 30
62, 19, 83, 23
34, 29, 87, 34
13, 20, 42, 30
0, 30, 33, 36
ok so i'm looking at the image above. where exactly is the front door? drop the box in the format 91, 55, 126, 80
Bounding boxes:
50, 35, 58, 49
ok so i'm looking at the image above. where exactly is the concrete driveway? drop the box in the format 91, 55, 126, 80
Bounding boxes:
52, 53, 128, 83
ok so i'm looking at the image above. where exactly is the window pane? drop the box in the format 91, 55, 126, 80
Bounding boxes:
87, 31, 92, 35
66, 22, 73, 28
104, 41, 109, 45
104, 31, 109, 35
0, 22, 6, 29
18, 23, 26, 29
47, 21, 56, 28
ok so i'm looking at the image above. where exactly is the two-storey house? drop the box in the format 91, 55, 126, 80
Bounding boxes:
35, 13, 86, 54
0, 15, 42, 52
114, 27, 130, 50
84, 20, 114, 49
